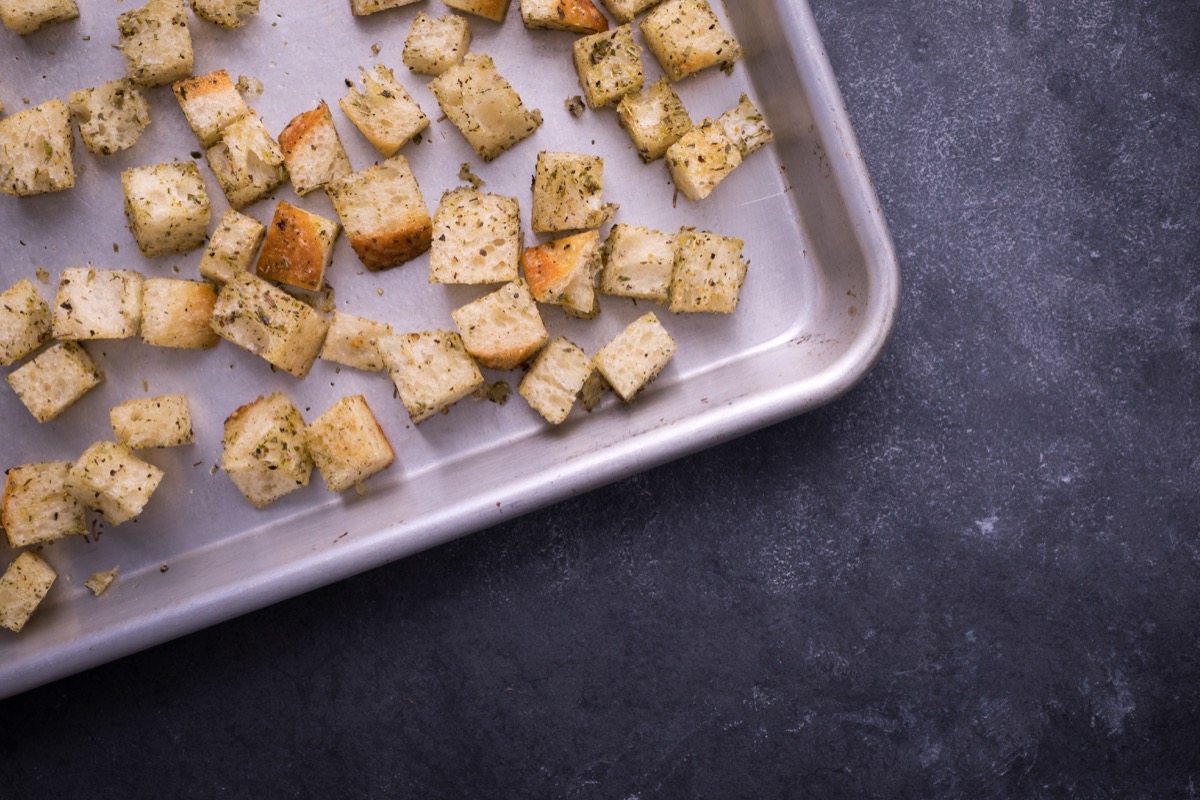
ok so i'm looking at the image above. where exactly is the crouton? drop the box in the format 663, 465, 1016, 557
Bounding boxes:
377, 330, 484, 424
664, 117, 741, 201
85, 567, 119, 596
599, 223, 674, 302
53, 268, 143, 341
592, 311, 675, 401
320, 312, 394, 372
205, 112, 287, 210
191, 0, 258, 28
531, 151, 611, 232
121, 162, 211, 258
718, 92, 772, 157
521, 229, 601, 318
278, 101, 351, 196
306, 395, 395, 493
442, 0, 510, 23
221, 392, 312, 507
521, 0, 607, 34
2, 463, 86, 548
429, 53, 542, 162
640, 0, 742, 81
110, 394, 194, 449
598, 0, 660, 24
172, 69, 250, 148
0, 0, 77, 34
429, 187, 521, 285
572, 24, 643, 109
0, 552, 56, 634
140, 278, 219, 349
68, 80, 151, 156
68, 441, 164, 526
325, 155, 432, 271
518, 337, 592, 424
0, 278, 51, 366
340, 64, 429, 158
669, 228, 747, 313
0, 99, 75, 197
451, 280, 548, 370
616, 77, 691, 162
199, 208, 266, 285
210, 271, 329, 378
117, 0, 195, 88
403, 12, 472, 77
255, 201, 341, 292
350, 0, 420, 14
5, 341, 103, 422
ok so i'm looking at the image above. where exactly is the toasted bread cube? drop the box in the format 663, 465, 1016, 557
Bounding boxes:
200, 209, 266, 284
191, 0, 258, 28
326, 155, 432, 271
340, 64, 429, 158
451, 281, 548, 370
140, 278, 219, 349
669, 228, 747, 313
117, 0, 194, 88
110, 394, 194, 449
68, 80, 151, 156
6, 341, 102, 422
665, 118, 741, 201
221, 392, 312, 507
518, 337, 592, 424
306, 395, 395, 493
0, 99, 75, 197
429, 188, 521, 285
429, 53, 542, 162
53, 268, 143, 341
85, 567, 119, 596
2, 463, 86, 548
172, 69, 250, 149
593, 311, 675, 401
572, 24, 642, 109
0, 0, 77, 34
121, 162, 211, 258
378, 331, 483, 424
531, 151, 610, 233
68, 441, 164, 526
0, 552, 56, 633
403, 12, 472, 77
599, 224, 674, 302
598, 0, 660, 24
616, 78, 691, 162
210, 272, 329, 378
442, 0, 510, 23
320, 312, 394, 372
255, 201, 341, 292
351, 0, 420, 14
640, 0, 742, 82
719, 93, 772, 157
521, 0, 607, 33
278, 101, 351, 196
0, 279, 51, 366
521, 230, 602, 318
205, 112, 287, 210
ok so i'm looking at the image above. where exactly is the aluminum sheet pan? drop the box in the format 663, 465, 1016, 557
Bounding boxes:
0, 0, 898, 697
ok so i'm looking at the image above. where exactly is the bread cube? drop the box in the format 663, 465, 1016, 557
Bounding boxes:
199, 208, 266, 285
68, 80, 151, 156
53, 268, 143, 341
521, 230, 602, 318
640, 0, 742, 81
531, 151, 611, 233
85, 567, 119, 596
122, 162, 211, 258
429, 188, 521, 285
326, 155, 432, 271
718, 93, 772, 157
377, 331, 483, 424
665, 118, 741, 201
616, 77, 691, 162
572, 24, 643, 109
442, 0, 510, 23
205, 112, 287, 210
592, 311, 675, 401
172, 69, 250, 148
350, 0, 420, 14
110, 394, 194, 449
306, 395, 395, 493
521, 0, 608, 33
221, 392, 312, 508
2, 463, 86, 548
598, 0, 660, 24
210, 272, 329, 378
599, 223, 674, 302
518, 337, 592, 424
403, 12, 472, 77
0, 552, 56, 634
140, 278, 219, 349
278, 101, 351, 197
255, 201, 341, 292
429, 53, 542, 162
5, 341, 102, 422
451, 281, 547, 370
0, 0, 77, 34
117, 0, 195, 88
669, 228, 747, 313
340, 64, 429, 158
320, 312, 394, 372
68, 441, 164, 526
191, 0, 259, 28
0, 99, 75, 197
0, 279, 51, 366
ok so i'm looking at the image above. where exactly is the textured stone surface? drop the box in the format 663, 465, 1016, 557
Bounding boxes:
2, 0, 1198, 796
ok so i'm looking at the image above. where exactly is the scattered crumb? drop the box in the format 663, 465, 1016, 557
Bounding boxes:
236, 75, 264, 95
85, 567, 119, 596
142, 379, 149, 392
474, 381, 511, 405
159, 564, 169, 573
458, 162, 485, 189
371, 42, 381, 56
35, 266, 49, 283
565, 96, 585, 118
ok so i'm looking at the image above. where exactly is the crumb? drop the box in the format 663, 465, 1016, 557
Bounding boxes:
458, 162, 484, 189
565, 96, 585, 118
85, 567, 119, 596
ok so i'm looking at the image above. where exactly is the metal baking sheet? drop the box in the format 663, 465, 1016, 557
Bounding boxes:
0, 0, 898, 697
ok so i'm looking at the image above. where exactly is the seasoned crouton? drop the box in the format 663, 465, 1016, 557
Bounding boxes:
521, 230, 602, 318
172, 69, 250, 148
0, 552, 56, 634
429, 53, 542, 162
599, 223, 674, 302
616, 77, 691, 162
205, 112, 287, 210
572, 24, 643, 109
5, 341, 103, 423
669, 228, 747, 313
521, 0, 608, 34
68, 80, 151, 156
306, 395, 395, 493
377, 330, 484, 424
0, 99, 75, 197
210, 271, 329, 378
2, 463, 86, 548
598, 0, 660, 24
110, 394, 194, 449
350, 0, 420, 14
640, 0, 742, 81
117, 0, 194, 88
340, 64, 429, 158
429, 187, 521, 285
221, 392, 312, 507
531, 151, 611, 233
278, 101, 351, 196
325, 155, 432, 271
140, 277, 219, 349
320, 312, 394, 372
68, 441, 164, 526
122, 162, 211, 258
53, 268, 143, 341
442, 0, 510, 23
191, 0, 258, 28
664, 117, 741, 201
0, 0, 78, 34
718, 93, 772, 157
403, 12, 472, 77
592, 311, 675, 401
199, 208, 266, 285
0, 279, 51, 366
518, 337, 592, 424
255, 201, 341, 292
451, 280, 548, 370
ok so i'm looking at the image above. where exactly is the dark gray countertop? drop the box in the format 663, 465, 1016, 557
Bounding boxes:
3, 0, 1198, 796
